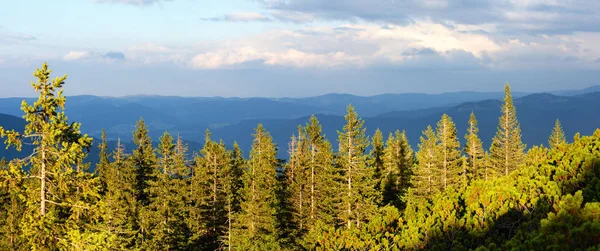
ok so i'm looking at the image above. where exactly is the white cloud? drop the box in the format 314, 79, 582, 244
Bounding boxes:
63, 51, 90, 61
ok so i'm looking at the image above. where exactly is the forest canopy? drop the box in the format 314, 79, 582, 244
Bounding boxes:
1, 63, 599, 250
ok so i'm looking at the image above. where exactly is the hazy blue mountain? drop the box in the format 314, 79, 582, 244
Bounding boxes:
209, 92, 600, 158
1, 86, 600, 161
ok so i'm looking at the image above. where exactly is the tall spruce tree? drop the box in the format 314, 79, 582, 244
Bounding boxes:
304, 116, 338, 226
131, 119, 157, 206
337, 105, 378, 229
370, 129, 385, 201
0, 63, 102, 249
381, 130, 414, 209
101, 138, 138, 249
287, 127, 311, 235
413, 125, 438, 198
130, 118, 157, 247
489, 83, 526, 176
223, 142, 245, 250
234, 124, 281, 249
549, 119, 566, 149
143, 132, 190, 250
190, 130, 231, 250
435, 114, 462, 191
97, 129, 110, 190
464, 112, 484, 182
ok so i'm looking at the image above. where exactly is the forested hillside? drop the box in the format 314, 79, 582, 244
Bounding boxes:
1, 64, 600, 250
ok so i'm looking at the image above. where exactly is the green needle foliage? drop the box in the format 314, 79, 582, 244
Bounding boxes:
549, 119, 567, 149
490, 83, 526, 177
337, 105, 379, 230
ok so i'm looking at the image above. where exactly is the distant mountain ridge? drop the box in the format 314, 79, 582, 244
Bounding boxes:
1, 86, 599, 161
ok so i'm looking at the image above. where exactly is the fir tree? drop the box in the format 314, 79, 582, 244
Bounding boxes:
464, 112, 484, 182
304, 116, 338, 226
413, 125, 438, 198
131, 119, 157, 206
370, 129, 385, 200
234, 124, 281, 249
435, 114, 462, 191
222, 142, 245, 250
337, 105, 378, 229
101, 138, 138, 249
190, 130, 231, 250
548, 119, 566, 149
381, 130, 414, 209
97, 129, 110, 191
144, 132, 190, 250
287, 127, 311, 235
0, 63, 101, 249
489, 83, 526, 176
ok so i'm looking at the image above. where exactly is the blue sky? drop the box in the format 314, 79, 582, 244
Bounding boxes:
1, 0, 599, 97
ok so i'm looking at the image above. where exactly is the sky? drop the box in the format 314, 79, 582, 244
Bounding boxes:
1, 0, 599, 97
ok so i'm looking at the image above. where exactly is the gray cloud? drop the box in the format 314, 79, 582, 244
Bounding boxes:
257, 0, 600, 34
104, 51, 126, 60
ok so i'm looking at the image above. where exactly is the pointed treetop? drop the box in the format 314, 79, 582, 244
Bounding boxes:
549, 119, 567, 149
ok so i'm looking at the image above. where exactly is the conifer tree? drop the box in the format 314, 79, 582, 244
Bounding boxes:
413, 125, 438, 198
381, 130, 414, 209
131, 119, 157, 206
97, 129, 110, 191
130, 119, 157, 247
234, 124, 281, 249
101, 138, 138, 249
337, 105, 378, 229
304, 116, 338, 226
287, 127, 311, 235
548, 119, 566, 149
435, 114, 462, 191
370, 129, 385, 198
490, 83, 526, 176
464, 112, 484, 182
223, 142, 245, 250
143, 132, 190, 250
0, 63, 101, 249
0, 157, 24, 250
190, 130, 231, 250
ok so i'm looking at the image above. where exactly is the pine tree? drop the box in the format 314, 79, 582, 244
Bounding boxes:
337, 105, 378, 229
490, 83, 526, 176
234, 124, 281, 249
381, 130, 414, 209
190, 130, 231, 250
464, 112, 484, 182
0, 63, 102, 249
413, 125, 438, 198
548, 119, 566, 149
